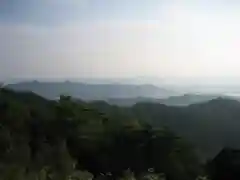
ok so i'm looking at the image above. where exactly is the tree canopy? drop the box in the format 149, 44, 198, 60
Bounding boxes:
0, 88, 204, 180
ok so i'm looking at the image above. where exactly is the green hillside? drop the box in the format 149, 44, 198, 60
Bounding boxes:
0, 88, 203, 180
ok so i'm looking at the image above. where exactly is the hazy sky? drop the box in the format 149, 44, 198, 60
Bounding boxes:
1, 0, 240, 79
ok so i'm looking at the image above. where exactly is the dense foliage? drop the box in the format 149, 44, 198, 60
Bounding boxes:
89, 98, 240, 159
0, 88, 203, 180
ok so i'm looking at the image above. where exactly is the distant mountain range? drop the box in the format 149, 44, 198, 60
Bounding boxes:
6, 81, 174, 100
6, 81, 240, 107
106, 93, 240, 107
104, 94, 222, 106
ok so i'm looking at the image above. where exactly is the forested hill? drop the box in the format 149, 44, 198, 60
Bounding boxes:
0, 88, 205, 180
1, 88, 240, 179
4, 86, 240, 159
90, 98, 240, 159
6, 81, 172, 100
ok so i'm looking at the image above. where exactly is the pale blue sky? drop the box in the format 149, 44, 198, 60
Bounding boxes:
1, 0, 240, 80
0, 0, 164, 24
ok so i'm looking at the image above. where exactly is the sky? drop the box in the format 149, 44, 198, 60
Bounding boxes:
1, 0, 240, 80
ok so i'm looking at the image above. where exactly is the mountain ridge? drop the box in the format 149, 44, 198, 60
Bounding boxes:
6, 81, 174, 100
